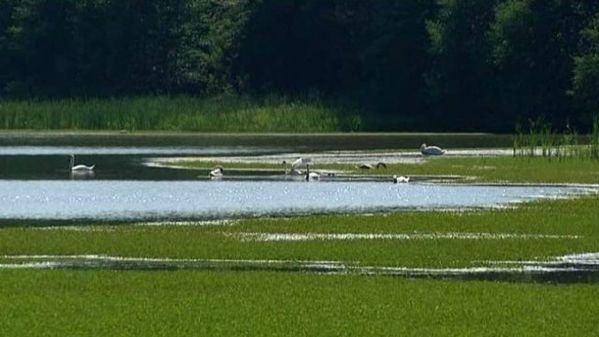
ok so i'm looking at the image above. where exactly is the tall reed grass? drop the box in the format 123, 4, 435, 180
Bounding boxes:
0, 95, 362, 132
512, 116, 598, 160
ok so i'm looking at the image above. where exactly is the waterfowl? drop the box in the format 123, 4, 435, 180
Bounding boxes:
69, 154, 95, 172
305, 164, 320, 181
357, 162, 387, 170
282, 160, 303, 175
420, 143, 446, 156
393, 175, 410, 184
209, 166, 224, 179
291, 157, 312, 169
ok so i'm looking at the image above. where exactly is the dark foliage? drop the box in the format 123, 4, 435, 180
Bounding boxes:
1, 0, 599, 131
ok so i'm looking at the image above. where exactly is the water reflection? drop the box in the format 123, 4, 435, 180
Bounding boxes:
0, 145, 288, 156
70, 171, 95, 180
0, 180, 588, 221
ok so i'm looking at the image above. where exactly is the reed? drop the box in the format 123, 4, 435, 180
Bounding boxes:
512, 116, 598, 160
0, 95, 361, 132
591, 115, 599, 160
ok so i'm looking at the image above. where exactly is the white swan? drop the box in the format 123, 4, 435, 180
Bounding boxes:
357, 162, 387, 170
291, 157, 312, 169
209, 166, 224, 179
420, 143, 446, 156
393, 175, 410, 184
70, 155, 95, 172
305, 164, 320, 181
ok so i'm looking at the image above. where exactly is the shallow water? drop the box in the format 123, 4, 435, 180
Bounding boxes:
2, 253, 598, 283
0, 180, 587, 221
0, 136, 593, 221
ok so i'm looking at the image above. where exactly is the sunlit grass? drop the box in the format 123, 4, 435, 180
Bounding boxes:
1, 270, 598, 337
171, 156, 599, 184
1, 196, 597, 268
0, 95, 361, 132
385, 156, 599, 183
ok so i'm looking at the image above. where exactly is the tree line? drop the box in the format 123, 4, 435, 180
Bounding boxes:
1, 0, 599, 132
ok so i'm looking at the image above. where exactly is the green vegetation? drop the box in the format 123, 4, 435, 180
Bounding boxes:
2, 147, 599, 335
0, 95, 360, 132
1, 196, 598, 268
2, 1, 599, 131
512, 117, 599, 160
174, 156, 599, 184
1, 196, 599, 336
1, 270, 599, 337
391, 157, 599, 184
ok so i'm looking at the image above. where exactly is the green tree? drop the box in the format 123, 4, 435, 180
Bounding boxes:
425, 0, 498, 131
360, 0, 435, 130
573, 12, 599, 125
489, 0, 597, 130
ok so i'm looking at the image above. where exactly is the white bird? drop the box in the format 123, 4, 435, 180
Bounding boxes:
357, 162, 387, 170
420, 143, 446, 156
291, 157, 312, 169
209, 166, 224, 179
357, 163, 374, 170
393, 175, 410, 184
305, 164, 320, 181
69, 154, 95, 172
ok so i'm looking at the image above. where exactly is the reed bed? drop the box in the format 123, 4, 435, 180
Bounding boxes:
512, 117, 599, 160
0, 95, 361, 132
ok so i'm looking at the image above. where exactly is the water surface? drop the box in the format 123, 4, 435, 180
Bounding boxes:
0, 180, 586, 221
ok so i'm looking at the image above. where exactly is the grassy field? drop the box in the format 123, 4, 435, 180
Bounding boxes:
1, 270, 598, 337
0, 95, 361, 132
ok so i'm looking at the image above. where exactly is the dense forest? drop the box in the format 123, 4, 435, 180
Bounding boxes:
1, 0, 599, 132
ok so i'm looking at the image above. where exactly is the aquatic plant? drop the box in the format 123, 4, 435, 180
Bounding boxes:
591, 114, 599, 160
511, 116, 599, 160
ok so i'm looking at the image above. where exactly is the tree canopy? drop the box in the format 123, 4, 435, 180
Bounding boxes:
1, 0, 599, 131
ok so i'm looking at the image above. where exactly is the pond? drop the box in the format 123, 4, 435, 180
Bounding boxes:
0, 134, 591, 222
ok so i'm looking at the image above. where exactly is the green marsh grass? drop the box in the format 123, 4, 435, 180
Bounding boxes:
2, 270, 598, 337
1, 197, 598, 268
175, 156, 599, 184
2, 197, 599, 335
0, 95, 361, 132
387, 156, 599, 183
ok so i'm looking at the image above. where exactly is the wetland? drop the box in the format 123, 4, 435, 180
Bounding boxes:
1, 132, 598, 336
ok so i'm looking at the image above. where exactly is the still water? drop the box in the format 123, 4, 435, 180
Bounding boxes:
0, 180, 586, 221
0, 134, 589, 221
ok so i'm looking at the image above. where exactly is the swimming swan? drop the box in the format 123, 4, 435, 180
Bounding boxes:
420, 144, 446, 156
209, 166, 224, 179
393, 175, 410, 184
305, 164, 320, 181
357, 162, 387, 170
291, 157, 312, 169
70, 155, 95, 172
